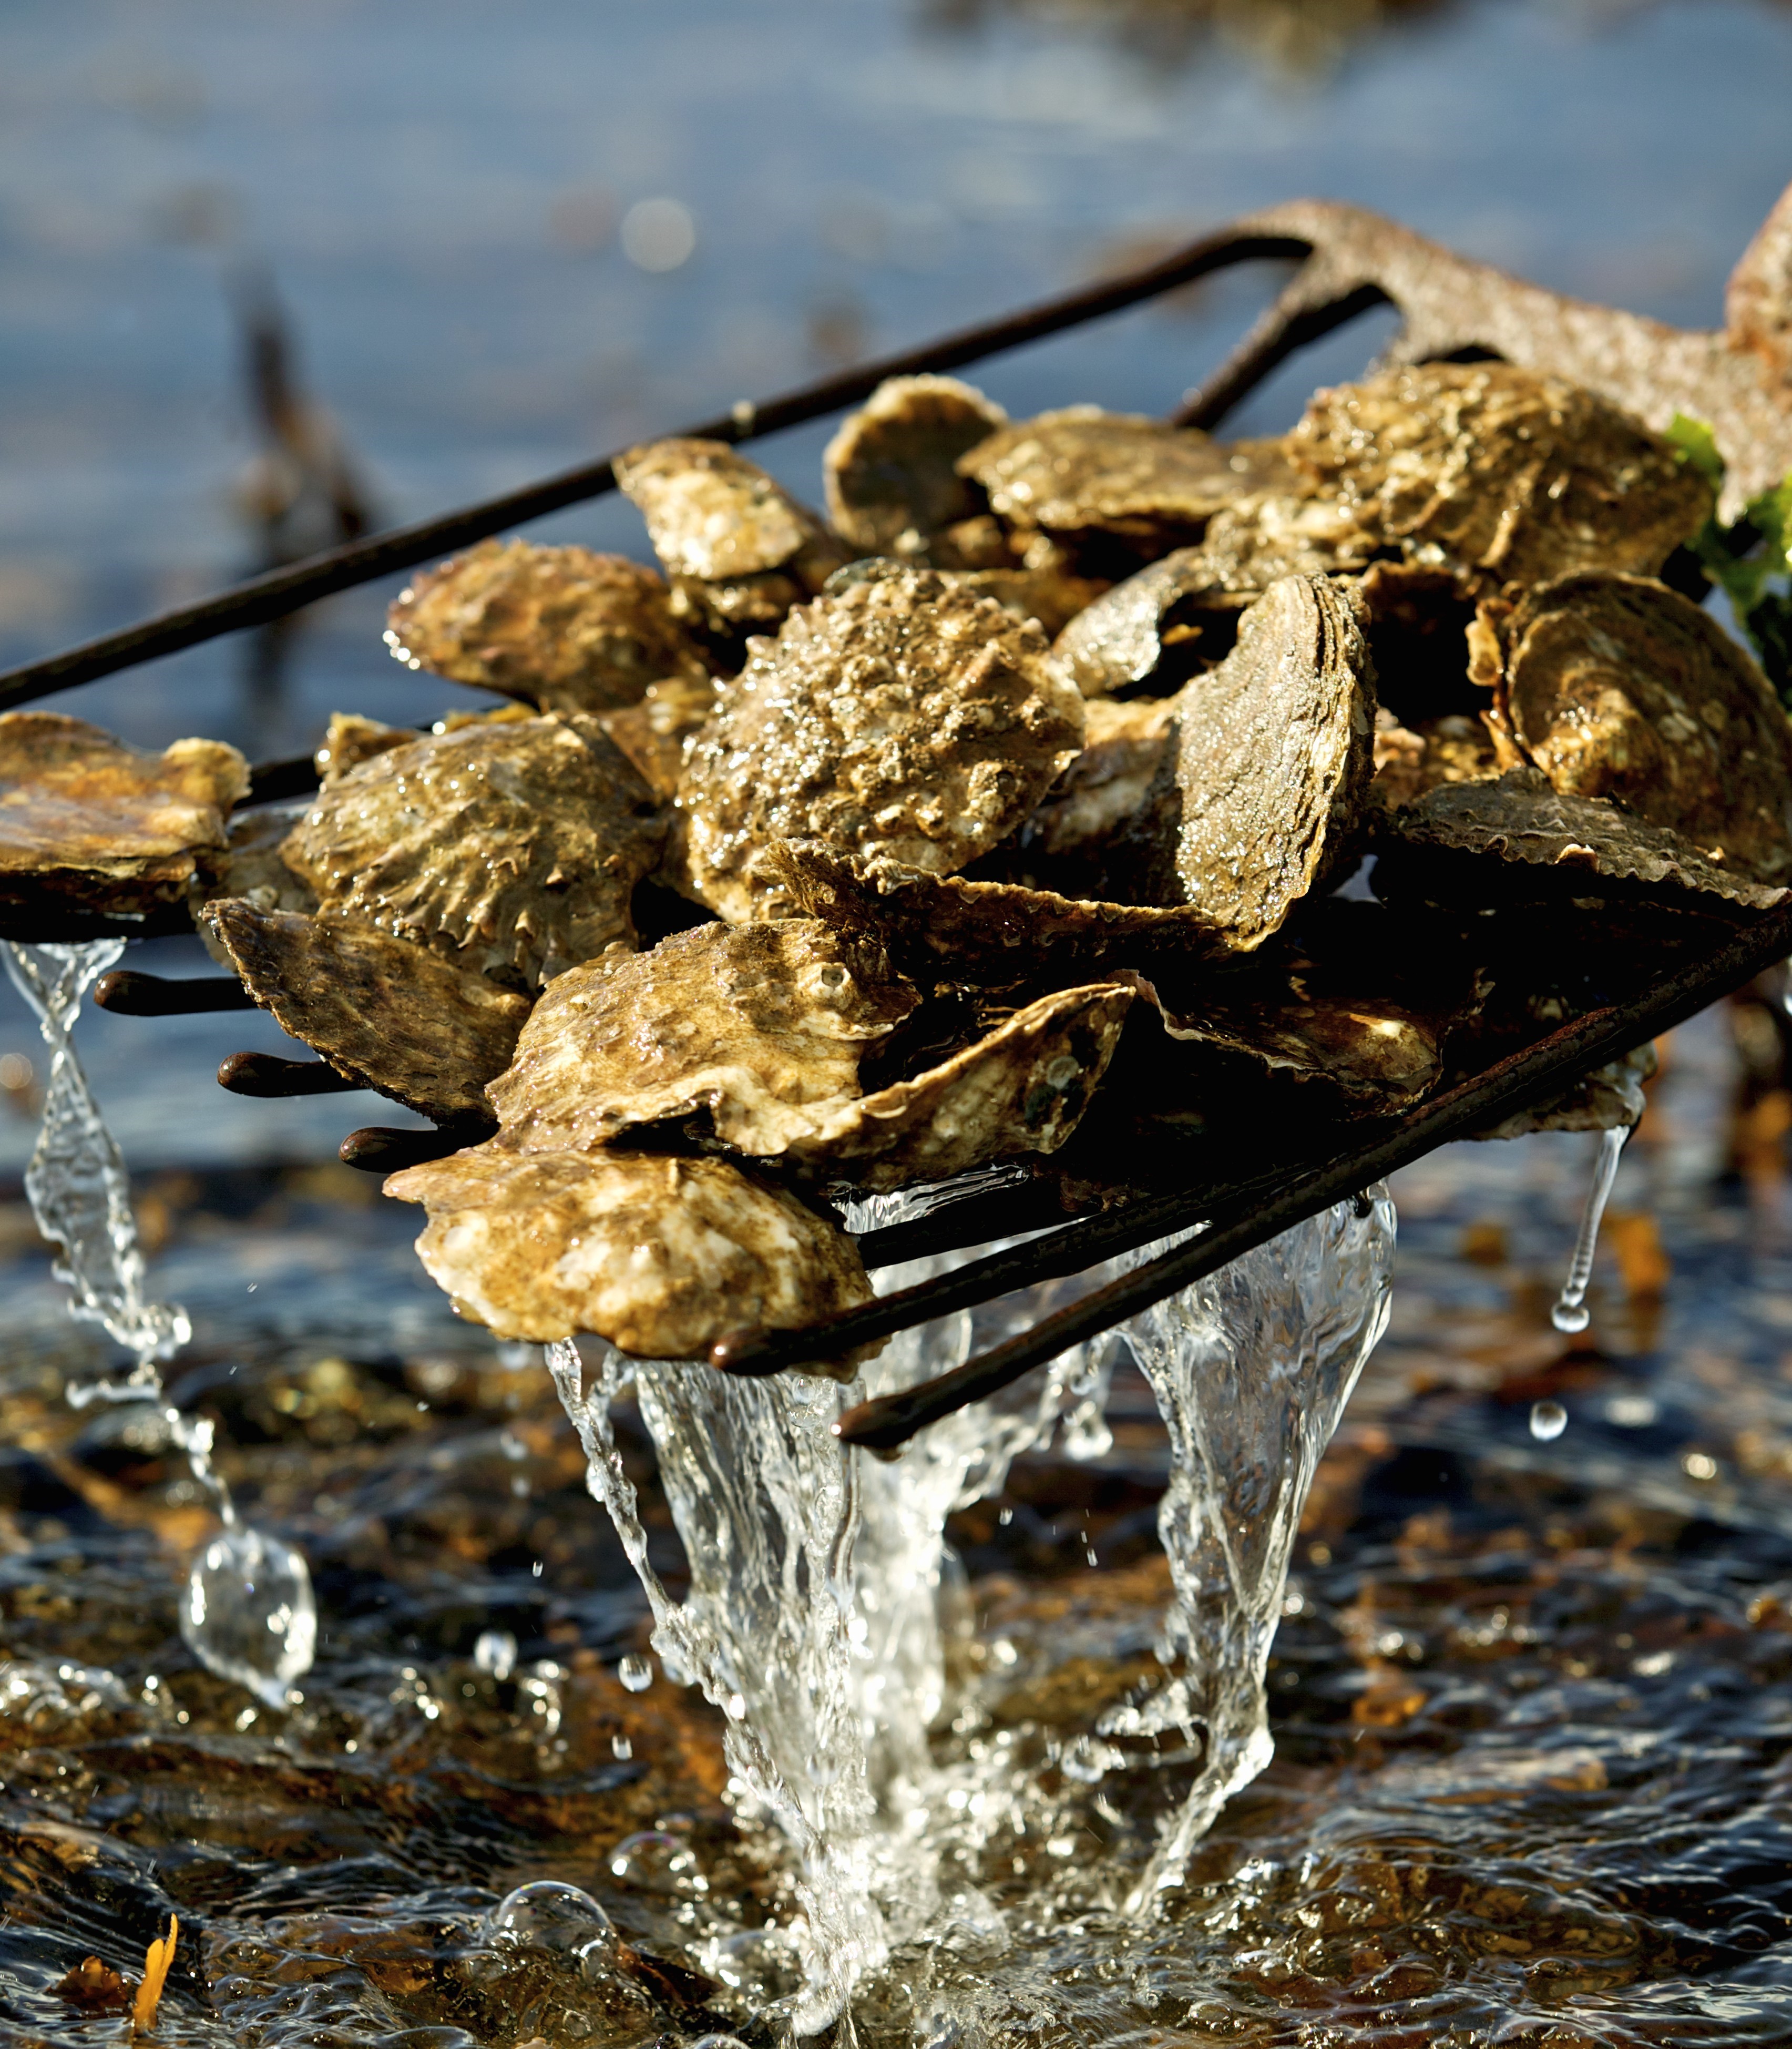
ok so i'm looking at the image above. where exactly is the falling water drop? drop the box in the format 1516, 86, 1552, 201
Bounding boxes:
474, 1628, 517, 1680
1551, 1125, 1630, 1334
1529, 1399, 1569, 1442
181, 1522, 317, 1710
617, 1652, 653, 1691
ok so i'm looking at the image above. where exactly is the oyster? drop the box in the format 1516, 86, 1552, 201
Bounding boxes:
188, 800, 318, 962
1171, 574, 1377, 949
1475, 1044, 1656, 1141
486, 918, 1131, 1191
1487, 573, 1792, 883
958, 407, 1295, 548
386, 1145, 873, 1359
489, 921, 917, 1157
939, 567, 1108, 641
616, 438, 846, 644
1290, 363, 1713, 590
384, 539, 708, 714
282, 714, 665, 989
1370, 712, 1500, 811
1017, 694, 1184, 892
0, 712, 248, 921
1381, 767, 1786, 911
204, 901, 530, 1125
823, 374, 1009, 557
675, 565, 1085, 923
314, 712, 412, 785
595, 673, 717, 802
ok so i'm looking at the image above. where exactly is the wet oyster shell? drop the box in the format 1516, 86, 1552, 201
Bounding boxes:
385, 539, 707, 715
823, 374, 1009, 557
1018, 694, 1184, 892
1383, 767, 1786, 911
488, 921, 917, 1158
1166, 495, 1383, 610
1290, 363, 1713, 590
595, 674, 717, 803
204, 901, 530, 1126
386, 1145, 874, 1361
773, 840, 1223, 986
1370, 712, 1500, 811
1172, 574, 1377, 949
282, 715, 666, 990
0, 713, 248, 919
675, 567, 1086, 923
315, 712, 412, 786
188, 800, 318, 963
1474, 1044, 1656, 1141
958, 408, 1295, 545
1488, 573, 1792, 884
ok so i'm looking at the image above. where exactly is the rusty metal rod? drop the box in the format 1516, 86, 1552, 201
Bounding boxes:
0, 230, 1311, 713
829, 896, 1792, 1450
218, 1051, 359, 1097
95, 970, 255, 1016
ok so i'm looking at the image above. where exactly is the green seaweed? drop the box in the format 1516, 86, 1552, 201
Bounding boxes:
1667, 413, 1792, 705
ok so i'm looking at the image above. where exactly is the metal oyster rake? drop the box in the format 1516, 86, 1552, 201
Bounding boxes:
7, 198, 1792, 1452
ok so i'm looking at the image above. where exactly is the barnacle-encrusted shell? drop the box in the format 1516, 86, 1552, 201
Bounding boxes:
386, 1145, 874, 1360
675, 566, 1086, 923
0, 713, 248, 918
384, 539, 706, 713
1290, 362, 1713, 589
204, 901, 530, 1125
1488, 573, 1792, 883
488, 921, 917, 1157
1384, 766, 1786, 910
824, 374, 1009, 556
1172, 575, 1377, 949
282, 715, 665, 989
958, 408, 1295, 543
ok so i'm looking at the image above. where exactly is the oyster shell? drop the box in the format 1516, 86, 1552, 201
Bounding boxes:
204, 901, 530, 1125
1017, 694, 1184, 891
1487, 573, 1792, 883
616, 437, 846, 645
384, 539, 707, 714
1171, 574, 1377, 949
1290, 363, 1713, 590
282, 714, 666, 989
1370, 712, 1500, 811
823, 374, 1009, 557
958, 407, 1295, 546
488, 921, 917, 1157
386, 1145, 873, 1359
315, 712, 412, 786
595, 673, 717, 802
1383, 766, 1786, 911
188, 800, 318, 962
675, 565, 1086, 923
1474, 1044, 1656, 1140
0, 713, 248, 920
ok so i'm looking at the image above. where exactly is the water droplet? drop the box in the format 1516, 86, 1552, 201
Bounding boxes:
1551, 1125, 1629, 1333
1529, 1400, 1568, 1442
611, 1733, 633, 1759
486, 1880, 612, 1954
617, 1653, 653, 1692
180, 1523, 315, 1709
473, 1629, 517, 1681
609, 1829, 700, 1894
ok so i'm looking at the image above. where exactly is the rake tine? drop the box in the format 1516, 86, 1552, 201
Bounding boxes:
218, 1051, 360, 1097
94, 971, 256, 1016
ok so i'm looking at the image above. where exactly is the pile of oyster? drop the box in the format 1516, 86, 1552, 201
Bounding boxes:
5, 363, 1789, 1360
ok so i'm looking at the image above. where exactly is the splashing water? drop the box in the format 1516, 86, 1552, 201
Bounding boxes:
1551, 1125, 1630, 1334
1103, 1192, 1396, 1907
3, 940, 315, 1708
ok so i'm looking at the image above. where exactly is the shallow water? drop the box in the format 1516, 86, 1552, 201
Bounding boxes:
5, 2, 1792, 2042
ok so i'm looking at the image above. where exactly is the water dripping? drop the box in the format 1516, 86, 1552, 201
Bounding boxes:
2, 939, 316, 1707
617, 1652, 653, 1692
1530, 1399, 1569, 1442
475, 1628, 518, 1680
1551, 1124, 1630, 1334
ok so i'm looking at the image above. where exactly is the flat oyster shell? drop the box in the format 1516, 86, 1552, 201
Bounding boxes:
1290, 362, 1713, 589
1172, 574, 1377, 950
773, 840, 1223, 985
676, 566, 1086, 922
385, 539, 707, 714
1489, 572, 1792, 883
958, 407, 1295, 543
0, 713, 248, 917
386, 1145, 873, 1360
1384, 767, 1786, 910
282, 714, 666, 989
823, 374, 1009, 556
488, 921, 917, 1157
204, 900, 530, 1125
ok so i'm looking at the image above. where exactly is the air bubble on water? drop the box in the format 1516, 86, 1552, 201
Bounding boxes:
486, 1879, 612, 1954
1551, 1125, 1629, 1334
181, 1522, 318, 1709
609, 1829, 700, 1894
474, 1628, 517, 1680
1529, 1399, 1569, 1442
617, 1652, 653, 1691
